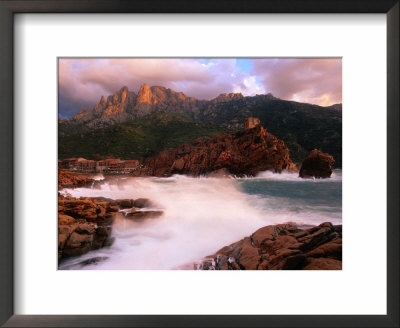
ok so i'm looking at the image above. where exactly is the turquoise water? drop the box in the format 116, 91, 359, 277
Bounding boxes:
237, 170, 342, 225
237, 170, 342, 226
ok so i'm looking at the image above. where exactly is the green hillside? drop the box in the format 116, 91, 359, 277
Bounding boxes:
200, 98, 342, 166
58, 112, 226, 160
59, 97, 342, 167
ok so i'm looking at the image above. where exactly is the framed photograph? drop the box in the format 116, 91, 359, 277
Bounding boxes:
57, 56, 343, 272
0, 0, 398, 327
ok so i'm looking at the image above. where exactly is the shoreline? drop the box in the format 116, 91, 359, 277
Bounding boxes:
58, 169, 342, 270
194, 222, 342, 270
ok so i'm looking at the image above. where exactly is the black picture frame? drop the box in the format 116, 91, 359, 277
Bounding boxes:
0, 0, 398, 327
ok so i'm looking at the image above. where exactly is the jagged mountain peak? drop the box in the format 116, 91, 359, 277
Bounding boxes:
211, 92, 243, 103
69, 85, 268, 123
138, 83, 150, 93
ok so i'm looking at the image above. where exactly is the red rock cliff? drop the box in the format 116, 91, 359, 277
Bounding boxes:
138, 124, 297, 177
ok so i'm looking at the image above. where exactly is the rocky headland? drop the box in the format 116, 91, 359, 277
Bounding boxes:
196, 222, 342, 270
299, 149, 335, 179
135, 120, 297, 177
58, 134, 340, 269
58, 169, 95, 189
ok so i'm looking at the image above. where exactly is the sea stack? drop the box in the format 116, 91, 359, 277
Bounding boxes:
299, 149, 335, 178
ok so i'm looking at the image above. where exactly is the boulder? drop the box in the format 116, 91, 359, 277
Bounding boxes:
115, 199, 134, 208
63, 231, 94, 257
299, 149, 335, 178
58, 195, 119, 261
133, 198, 153, 208
197, 222, 342, 270
92, 226, 113, 249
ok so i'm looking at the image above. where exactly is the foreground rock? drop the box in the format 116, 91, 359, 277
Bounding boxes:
196, 222, 342, 270
124, 209, 164, 220
58, 195, 117, 260
299, 149, 335, 178
58, 195, 162, 261
58, 169, 94, 189
137, 120, 297, 177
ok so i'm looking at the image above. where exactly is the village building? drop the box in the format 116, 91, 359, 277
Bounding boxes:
96, 158, 121, 172
77, 159, 97, 172
60, 157, 140, 174
60, 158, 78, 169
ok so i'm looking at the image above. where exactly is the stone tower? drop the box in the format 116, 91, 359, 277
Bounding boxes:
244, 117, 261, 130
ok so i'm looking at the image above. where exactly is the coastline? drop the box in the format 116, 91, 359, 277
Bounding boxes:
194, 222, 342, 270
58, 169, 342, 270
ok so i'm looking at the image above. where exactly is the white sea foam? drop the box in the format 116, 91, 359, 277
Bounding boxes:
254, 169, 342, 182
92, 173, 105, 181
59, 173, 341, 270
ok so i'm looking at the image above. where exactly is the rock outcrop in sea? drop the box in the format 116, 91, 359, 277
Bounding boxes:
58, 194, 163, 260
299, 149, 335, 178
136, 119, 297, 177
58, 169, 94, 189
58, 195, 117, 260
196, 222, 342, 270
58, 170, 163, 261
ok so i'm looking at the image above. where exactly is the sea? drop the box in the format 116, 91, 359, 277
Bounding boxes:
59, 169, 342, 270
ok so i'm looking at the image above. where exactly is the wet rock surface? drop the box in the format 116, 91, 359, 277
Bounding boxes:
58, 169, 94, 189
58, 193, 162, 261
299, 149, 335, 179
133, 198, 154, 208
58, 195, 116, 260
124, 209, 164, 220
78, 256, 110, 266
196, 222, 342, 270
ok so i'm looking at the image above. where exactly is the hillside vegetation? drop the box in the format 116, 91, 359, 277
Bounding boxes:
58, 112, 226, 160
201, 97, 342, 166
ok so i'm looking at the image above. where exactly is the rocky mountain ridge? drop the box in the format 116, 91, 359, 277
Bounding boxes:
61, 84, 208, 130
59, 84, 342, 166
60, 84, 341, 132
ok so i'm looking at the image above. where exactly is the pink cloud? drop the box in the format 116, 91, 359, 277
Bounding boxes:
59, 58, 255, 116
252, 58, 342, 106
58, 58, 342, 117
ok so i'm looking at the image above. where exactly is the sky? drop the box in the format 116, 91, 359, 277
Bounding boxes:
58, 58, 342, 118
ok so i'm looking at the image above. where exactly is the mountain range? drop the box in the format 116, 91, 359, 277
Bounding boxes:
59, 84, 342, 166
